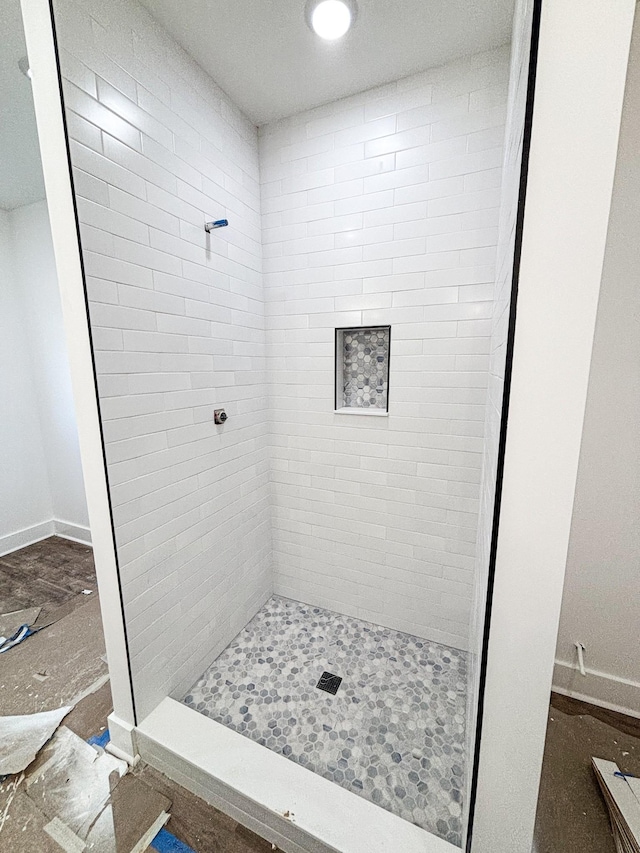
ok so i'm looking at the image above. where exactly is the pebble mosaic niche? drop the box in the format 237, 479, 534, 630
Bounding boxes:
184, 596, 467, 845
336, 326, 390, 412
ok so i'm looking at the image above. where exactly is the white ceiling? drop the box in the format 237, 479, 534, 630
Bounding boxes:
139, 0, 515, 125
0, 0, 46, 210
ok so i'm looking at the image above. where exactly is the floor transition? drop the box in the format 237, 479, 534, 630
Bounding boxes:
184, 595, 468, 846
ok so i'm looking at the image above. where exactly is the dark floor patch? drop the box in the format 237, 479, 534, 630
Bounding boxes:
134, 764, 274, 853
534, 705, 640, 853
0, 536, 96, 621
551, 691, 640, 740
1, 596, 108, 714
0, 537, 106, 715
0, 790, 64, 852
316, 671, 342, 695
65, 680, 113, 741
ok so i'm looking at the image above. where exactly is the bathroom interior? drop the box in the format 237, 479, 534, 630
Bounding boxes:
6, 0, 638, 848
43, 0, 532, 847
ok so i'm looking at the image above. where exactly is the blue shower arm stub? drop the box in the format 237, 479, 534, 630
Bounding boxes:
204, 219, 228, 231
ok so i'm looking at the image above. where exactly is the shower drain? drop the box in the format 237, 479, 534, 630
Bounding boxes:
316, 671, 342, 695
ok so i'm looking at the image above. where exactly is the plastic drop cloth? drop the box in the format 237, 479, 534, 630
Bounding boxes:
0, 706, 71, 775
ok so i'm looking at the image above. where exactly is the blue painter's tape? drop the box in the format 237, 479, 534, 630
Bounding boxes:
151, 827, 196, 853
204, 218, 229, 231
87, 729, 111, 748
0, 624, 33, 653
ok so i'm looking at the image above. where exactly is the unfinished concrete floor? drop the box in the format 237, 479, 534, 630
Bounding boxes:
0, 537, 107, 715
0, 537, 273, 853
533, 693, 640, 853
0, 536, 97, 621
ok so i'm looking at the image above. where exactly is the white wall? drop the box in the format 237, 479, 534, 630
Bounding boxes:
54, 0, 272, 719
0, 201, 88, 554
0, 207, 53, 551
11, 200, 89, 537
260, 47, 510, 650
553, 6, 640, 717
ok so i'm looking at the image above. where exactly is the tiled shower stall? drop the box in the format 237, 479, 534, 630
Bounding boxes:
260, 47, 509, 649
51, 0, 528, 844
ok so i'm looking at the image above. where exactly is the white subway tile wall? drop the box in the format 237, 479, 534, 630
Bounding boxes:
55, 0, 513, 716
261, 47, 510, 650
55, 0, 271, 718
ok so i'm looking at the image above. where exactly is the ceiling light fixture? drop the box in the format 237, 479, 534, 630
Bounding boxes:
306, 0, 357, 41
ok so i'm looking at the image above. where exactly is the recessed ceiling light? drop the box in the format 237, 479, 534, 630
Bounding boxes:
307, 0, 357, 41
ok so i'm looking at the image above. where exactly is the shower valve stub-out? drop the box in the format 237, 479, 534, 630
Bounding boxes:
205, 219, 228, 232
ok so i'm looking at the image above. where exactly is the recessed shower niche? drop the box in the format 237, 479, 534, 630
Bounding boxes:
335, 326, 391, 415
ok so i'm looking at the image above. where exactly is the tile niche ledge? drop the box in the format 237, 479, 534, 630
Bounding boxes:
334, 407, 389, 417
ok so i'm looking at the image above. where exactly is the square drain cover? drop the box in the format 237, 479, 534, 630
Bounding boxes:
316, 671, 342, 695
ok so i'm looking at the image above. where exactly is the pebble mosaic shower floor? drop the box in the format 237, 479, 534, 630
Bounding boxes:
183, 596, 467, 846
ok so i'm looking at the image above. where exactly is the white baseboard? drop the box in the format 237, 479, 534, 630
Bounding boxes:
553, 658, 640, 720
53, 519, 92, 546
0, 520, 56, 557
0, 519, 92, 557
107, 712, 139, 765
